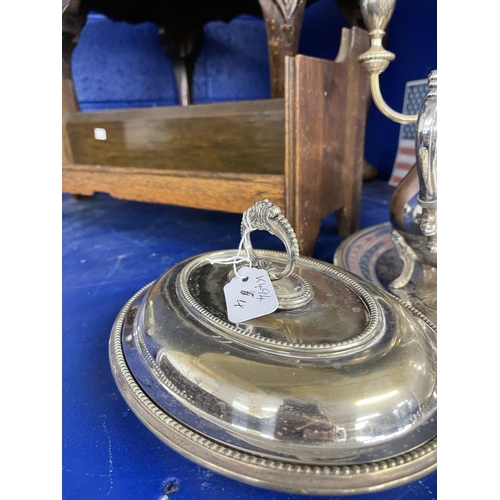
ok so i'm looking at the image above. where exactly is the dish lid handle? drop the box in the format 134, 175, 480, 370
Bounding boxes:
237, 199, 314, 310
240, 199, 299, 281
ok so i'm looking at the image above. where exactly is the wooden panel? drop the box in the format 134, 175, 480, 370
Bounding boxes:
329, 28, 371, 237
285, 27, 370, 256
62, 164, 286, 214
63, 79, 79, 164
62, 0, 86, 164
66, 100, 285, 175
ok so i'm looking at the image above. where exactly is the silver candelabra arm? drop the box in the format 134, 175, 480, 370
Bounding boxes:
358, 0, 418, 124
356, 0, 437, 291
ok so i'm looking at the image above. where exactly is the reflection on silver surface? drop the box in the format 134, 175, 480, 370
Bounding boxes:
334, 222, 437, 325
359, 0, 437, 290
234, 198, 314, 309
389, 72, 437, 289
111, 200, 436, 494
117, 249, 436, 468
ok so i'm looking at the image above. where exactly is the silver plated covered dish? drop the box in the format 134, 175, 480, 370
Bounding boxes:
109, 200, 437, 495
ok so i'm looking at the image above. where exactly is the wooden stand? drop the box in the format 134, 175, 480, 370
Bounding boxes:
62, 1, 370, 256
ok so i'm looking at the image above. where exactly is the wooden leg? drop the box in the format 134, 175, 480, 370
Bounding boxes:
258, 0, 307, 98
158, 27, 204, 106
293, 212, 324, 258
363, 160, 379, 181
336, 204, 360, 237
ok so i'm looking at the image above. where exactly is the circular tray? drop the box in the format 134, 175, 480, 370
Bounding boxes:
334, 223, 437, 325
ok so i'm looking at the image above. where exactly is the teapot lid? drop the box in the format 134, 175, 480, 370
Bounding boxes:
109, 200, 437, 495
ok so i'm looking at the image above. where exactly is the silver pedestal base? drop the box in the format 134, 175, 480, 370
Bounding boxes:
334, 223, 437, 325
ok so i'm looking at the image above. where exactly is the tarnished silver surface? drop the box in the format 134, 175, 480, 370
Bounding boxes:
358, 0, 418, 124
358, 0, 438, 289
360, 0, 396, 33
110, 280, 437, 495
388, 73, 438, 289
240, 199, 299, 281
334, 222, 437, 326
415, 71, 437, 255
110, 246, 437, 494
236, 199, 314, 309
357, 0, 396, 77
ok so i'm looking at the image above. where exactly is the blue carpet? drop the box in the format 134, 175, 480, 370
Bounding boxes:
62, 182, 436, 499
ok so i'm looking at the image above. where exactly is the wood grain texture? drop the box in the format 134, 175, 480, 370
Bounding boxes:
62, 1, 86, 164
62, 164, 285, 214
61, 19, 370, 256
63, 80, 80, 164
258, 0, 306, 98
285, 27, 370, 256
332, 27, 371, 238
66, 100, 285, 175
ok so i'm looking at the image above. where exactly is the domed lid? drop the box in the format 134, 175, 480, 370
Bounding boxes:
110, 200, 437, 495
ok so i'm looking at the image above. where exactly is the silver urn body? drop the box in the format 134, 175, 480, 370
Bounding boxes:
388, 71, 437, 289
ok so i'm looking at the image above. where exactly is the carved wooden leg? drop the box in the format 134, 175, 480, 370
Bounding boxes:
258, 0, 307, 98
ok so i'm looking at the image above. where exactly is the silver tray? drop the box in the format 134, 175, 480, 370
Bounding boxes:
334, 222, 437, 325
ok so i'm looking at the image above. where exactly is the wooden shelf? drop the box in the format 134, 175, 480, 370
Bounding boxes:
62, 1, 370, 256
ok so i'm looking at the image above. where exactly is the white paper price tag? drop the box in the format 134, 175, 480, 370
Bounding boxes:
223, 267, 279, 323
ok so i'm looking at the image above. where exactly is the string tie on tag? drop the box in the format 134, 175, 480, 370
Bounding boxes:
206, 213, 253, 279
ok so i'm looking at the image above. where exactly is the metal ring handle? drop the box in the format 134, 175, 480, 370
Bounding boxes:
240, 199, 299, 281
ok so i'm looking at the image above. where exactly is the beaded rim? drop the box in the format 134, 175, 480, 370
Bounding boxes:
109, 281, 437, 495
177, 250, 384, 353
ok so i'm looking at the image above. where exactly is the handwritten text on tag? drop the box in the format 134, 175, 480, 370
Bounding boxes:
223, 267, 279, 323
